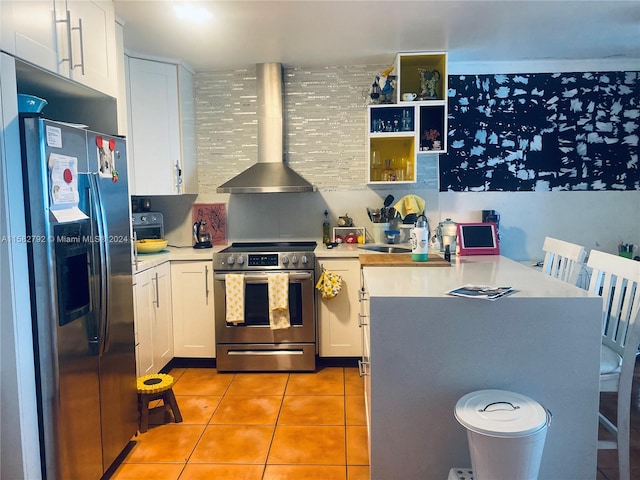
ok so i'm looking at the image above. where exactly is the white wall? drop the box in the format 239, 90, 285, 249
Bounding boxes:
157, 187, 638, 262
439, 191, 638, 260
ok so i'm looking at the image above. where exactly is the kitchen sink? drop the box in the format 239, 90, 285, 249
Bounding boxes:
358, 245, 412, 254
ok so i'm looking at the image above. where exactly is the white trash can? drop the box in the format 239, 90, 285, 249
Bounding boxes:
454, 389, 551, 480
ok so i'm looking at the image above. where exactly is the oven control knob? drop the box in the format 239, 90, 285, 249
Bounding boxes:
291, 255, 298, 264
301, 255, 308, 264
282, 256, 289, 265
226, 256, 235, 265
236, 255, 245, 265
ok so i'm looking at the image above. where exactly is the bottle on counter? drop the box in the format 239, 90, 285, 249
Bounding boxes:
322, 210, 331, 245
411, 215, 429, 262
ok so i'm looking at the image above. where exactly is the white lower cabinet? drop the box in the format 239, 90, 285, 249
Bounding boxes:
133, 261, 173, 376
317, 258, 362, 357
171, 260, 215, 358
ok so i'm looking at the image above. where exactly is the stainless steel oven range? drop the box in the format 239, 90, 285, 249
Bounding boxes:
213, 241, 317, 372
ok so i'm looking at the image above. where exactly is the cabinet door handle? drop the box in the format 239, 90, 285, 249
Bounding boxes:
57, 10, 74, 68
205, 265, 210, 304
133, 231, 138, 269
358, 313, 369, 327
175, 161, 182, 193
154, 271, 160, 308
71, 17, 85, 74
359, 290, 369, 302
358, 359, 370, 377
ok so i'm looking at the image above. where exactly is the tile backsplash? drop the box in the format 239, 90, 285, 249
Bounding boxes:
195, 64, 390, 192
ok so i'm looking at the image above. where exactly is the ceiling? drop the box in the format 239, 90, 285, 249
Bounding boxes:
114, 0, 640, 72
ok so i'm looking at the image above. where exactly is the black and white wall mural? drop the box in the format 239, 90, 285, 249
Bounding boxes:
441, 71, 639, 192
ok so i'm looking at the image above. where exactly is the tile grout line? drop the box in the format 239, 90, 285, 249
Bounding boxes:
343, 369, 348, 476
180, 369, 236, 475
261, 373, 291, 479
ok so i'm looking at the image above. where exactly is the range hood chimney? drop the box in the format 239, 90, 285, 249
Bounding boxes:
217, 63, 315, 194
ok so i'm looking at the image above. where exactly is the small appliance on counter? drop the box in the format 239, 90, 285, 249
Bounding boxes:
132, 212, 164, 240
193, 220, 212, 249
436, 218, 458, 253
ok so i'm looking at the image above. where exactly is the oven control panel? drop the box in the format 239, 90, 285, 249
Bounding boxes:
248, 254, 279, 267
214, 252, 313, 271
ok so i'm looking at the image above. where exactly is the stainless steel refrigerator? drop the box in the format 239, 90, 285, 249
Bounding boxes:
19, 117, 137, 479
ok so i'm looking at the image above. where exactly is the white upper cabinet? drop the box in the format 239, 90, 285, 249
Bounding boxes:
61, 1, 118, 97
1, 1, 62, 74
126, 57, 197, 196
1, 0, 118, 97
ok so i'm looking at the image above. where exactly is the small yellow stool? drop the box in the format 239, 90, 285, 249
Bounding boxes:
136, 374, 183, 433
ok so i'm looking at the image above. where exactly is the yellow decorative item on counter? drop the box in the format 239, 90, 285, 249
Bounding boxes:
316, 268, 343, 299
136, 238, 168, 253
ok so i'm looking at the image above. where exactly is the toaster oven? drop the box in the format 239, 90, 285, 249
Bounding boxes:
132, 212, 164, 240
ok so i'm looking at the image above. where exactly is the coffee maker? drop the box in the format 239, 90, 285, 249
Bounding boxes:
436, 218, 457, 253
193, 221, 212, 249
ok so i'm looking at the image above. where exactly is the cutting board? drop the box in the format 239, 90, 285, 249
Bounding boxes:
359, 253, 451, 267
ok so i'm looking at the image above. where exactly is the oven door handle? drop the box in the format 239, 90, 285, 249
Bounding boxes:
214, 272, 313, 282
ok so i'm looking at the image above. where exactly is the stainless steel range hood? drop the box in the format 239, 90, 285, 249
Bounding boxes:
217, 63, 315, 194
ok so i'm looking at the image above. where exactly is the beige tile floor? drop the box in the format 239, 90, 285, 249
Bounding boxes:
111, 366, 369, 480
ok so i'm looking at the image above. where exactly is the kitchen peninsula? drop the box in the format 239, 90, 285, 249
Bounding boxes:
362, 255, 602, 479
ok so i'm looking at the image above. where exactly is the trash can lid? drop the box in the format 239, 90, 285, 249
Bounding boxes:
454, 389, 548, 437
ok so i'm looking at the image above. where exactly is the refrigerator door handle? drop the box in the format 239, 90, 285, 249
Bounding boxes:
85, 178, 101, 352
89, 173, 111, 356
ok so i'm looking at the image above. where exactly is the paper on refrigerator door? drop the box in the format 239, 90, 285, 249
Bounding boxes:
48, 153, 88, 222
51, 206, 88, 223
49, 153, 79, 205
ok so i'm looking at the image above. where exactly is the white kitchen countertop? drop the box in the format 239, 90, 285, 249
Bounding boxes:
363, 254, 595, 299
314, 242, 413, 259
133, 244, 226, 273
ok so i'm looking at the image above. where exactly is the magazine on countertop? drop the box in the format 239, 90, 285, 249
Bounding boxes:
446, 284, 514, 301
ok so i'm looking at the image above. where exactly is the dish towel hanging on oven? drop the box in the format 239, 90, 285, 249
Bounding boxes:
225, 274, 245, 323
268, 272, 290, 329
